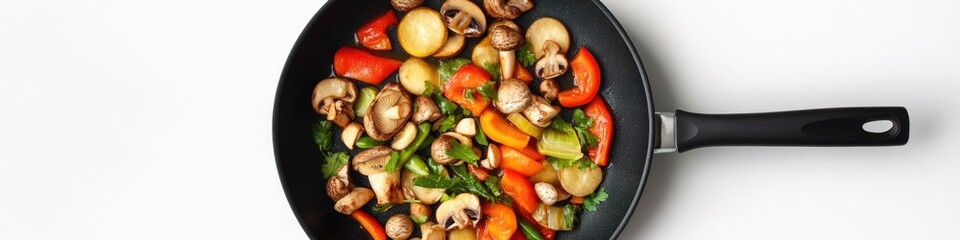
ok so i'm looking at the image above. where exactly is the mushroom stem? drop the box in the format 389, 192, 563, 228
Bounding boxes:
449, 11, 473, 34
498, 50, 516, 80
369, 171, 406, 205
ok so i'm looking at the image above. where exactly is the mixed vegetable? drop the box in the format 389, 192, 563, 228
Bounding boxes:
313, 0, 614, 239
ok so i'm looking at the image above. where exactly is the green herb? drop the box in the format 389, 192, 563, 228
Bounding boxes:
578, 157, 597, 170
449, 165, 501, 202
320, 151, 349, 179
546, 156, 595, 170
373, 204, 394, 212
477, 82, 498, 102
384, 150, 402, 173
446, 141, 480, 164
440, 192, 455, 202
517, 43, 536, 67
549, 117, 574, 132
482, 62, 500, 80
423, 80, 440, 96
411, 215, 428, 225
562, 204, 579, 230
312, 121, 334, 152
572, 109, 599, 149
355, 136, 386, 149
485, 176, 503, 198
413, 174, 459, 188
438, 58, 471, 82
437, 115, 459, 132
426, 157, 444, 176
582, 187, 609, 211
434, 94, 459, 115
474, 121, 488, 146
463, 88, 475, 103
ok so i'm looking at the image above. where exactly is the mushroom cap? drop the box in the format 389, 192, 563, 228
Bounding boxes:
494, 78, 533, 114
391, 0, 423, 12
312, 78, 356, 114
435, 193, 481, 230
386, 214, 414, 240
534, 40, 569, 79
431, 132, 472, 165
490, 21, 524, 51
412, 95, 442, 124
522, 95, 560, 128
352, 146, 392, 175
364, 82, 412, 141
539, 78, 559, 101
483, 0, 534, 20
325, 165, 353, 201
440, 0, 487, 38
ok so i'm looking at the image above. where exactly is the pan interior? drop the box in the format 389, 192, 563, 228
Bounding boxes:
273, 0, 654, 238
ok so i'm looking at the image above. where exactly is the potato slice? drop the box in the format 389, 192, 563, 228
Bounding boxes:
471, 37, 499, 69
399, 58, 439, 95
432, 33, 466, 58
558, 166, 602, 197
526, 17, 571, 59
398, 7, 448, 57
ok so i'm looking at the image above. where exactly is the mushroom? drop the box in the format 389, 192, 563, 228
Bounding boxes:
534, 182, 559, 205
365, 82, 413, 141
421, 221, 446, 240
412, 95, 443, 124
534, 41, 569, 79
483, 0, 533, 20
341, 122, 364, 150
431, 132, 472, 164
392, 122, 418, 150
402, 168, 447, 204
353, 146, 406, 204
391, 0, 423, 12
435, 193, 481, 230
410, 202, 432, 223
522, 96, 561, 127
489, 20, 524, 80
386, 214, 414, 240
494, 78, 532, 114
334, 187, 375, 215
479, 144, 501, 170
440, 0, 487, 38
326, 164, 353, 201
454, 118, 477, 137
312, 78, 358, 127
539, 79, 559, 102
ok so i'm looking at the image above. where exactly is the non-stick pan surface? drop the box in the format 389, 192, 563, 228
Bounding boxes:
273, 0, 654, 239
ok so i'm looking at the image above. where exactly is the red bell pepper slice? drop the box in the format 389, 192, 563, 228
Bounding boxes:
584, 97, 614, 166
558, 47, 601, 107
501, 169, 539, 214
350, 210, 387, 240
333, 46, 402, 85
356, 10, 398, 51
444, 65, 492, 116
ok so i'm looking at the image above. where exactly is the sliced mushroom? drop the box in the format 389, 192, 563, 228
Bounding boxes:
440, 0, 487, 38
391, 0, 423, 12
313, 78, 358, 127
412, 95, 443, 124
391, 122, 418, 150
365, 83, 413, 141
539, 79, 559, 102
334, 187, 375, 215
370, 170, 406, 205
421, 221, 446, 240
431, 132, 472, 164
494, 78, 532, 114
454, 118, 477, 137
326, 164, 353, 201
386, 214, 414, 240
522, 96, 560, 128
341, 122, 364, 150
534, 182, 558, 205
483, 0, 533, 20
479, 144, 501, 170
489, 20, 524, 80
435, 193, 481, 230
534, 40, 569, 79
402, 168, 447, 204
353, 146, 392, 175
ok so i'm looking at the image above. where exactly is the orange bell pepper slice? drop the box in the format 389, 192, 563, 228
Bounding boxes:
584, 97, 614, 166
514, 62, 534, 83
517, 140, 546, 161
501, 169, 539, 214
350, 210, 387, 240
444, 65, 492, 116
558, 47, 601, 107
356, 10, 398, 51
333, 47, 402, 85
481, 203, 518, 240
500, 146, 544, 177
479, 109, 530, 149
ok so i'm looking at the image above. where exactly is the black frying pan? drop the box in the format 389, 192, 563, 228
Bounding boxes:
273, 0, 910, 239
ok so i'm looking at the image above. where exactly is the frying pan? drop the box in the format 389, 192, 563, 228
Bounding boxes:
272, 0, 910, 239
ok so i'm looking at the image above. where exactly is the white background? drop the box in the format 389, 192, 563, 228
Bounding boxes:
2, 0, 958, 239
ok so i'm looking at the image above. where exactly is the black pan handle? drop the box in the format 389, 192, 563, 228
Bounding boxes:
672, 107, 910, 152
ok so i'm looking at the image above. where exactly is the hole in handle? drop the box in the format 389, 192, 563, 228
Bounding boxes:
863, 120, 894, 133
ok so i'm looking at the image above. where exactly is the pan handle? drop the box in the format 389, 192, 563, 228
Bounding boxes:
655, 107, 910, 153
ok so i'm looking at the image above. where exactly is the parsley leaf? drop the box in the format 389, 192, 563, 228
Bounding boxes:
474, 121, 488, 146
477, 82, 498, 102
411, 215, 428, 225
438, 58, 471, 82
312, 121, 334, 152
482, 62, 500, 80
426, 157, 444, 176
384, 150, 403, 173
320, 151, 349, 179
517, 43, 536, 67
485, 176, 503, 198
549, 117, 574, 132
572, 109, 599, 149
434, 94, 459, 115
437, 115, 460, 132
562, 204, 580, 230
582, 187, 609, 212
423, 80, 439, 96
547, 156, 596, 170
572, 109, 594, 129
373, 204, 394, 212
463, 88, 475, 103
446, 141, 479, 164
412, 174, 459, 188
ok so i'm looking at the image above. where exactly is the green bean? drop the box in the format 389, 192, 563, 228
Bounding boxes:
518, 218, 545, 240
404, 155, 430, 176
355, 136, 385, 149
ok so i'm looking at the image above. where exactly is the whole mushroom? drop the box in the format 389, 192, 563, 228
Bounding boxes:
421, 222, 446, 240
386, 214, 414, 240
430, 132, 472, 165
483, 0, 534, 20
353, 146, 406, 204
489, 20, 524, 80
493, 78, 532, 114
534, 40, 569, 79
522, 96, 561, 127
312, 78, 357, 127
412, 95, 442, 124
391, 0, 423, 12
435, 193, 481, 230
325, 164, 353, 201
440, 0, 487, 38
539, 79, 559, 102
365, 82, 413, 141
334, 187, 375, 215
